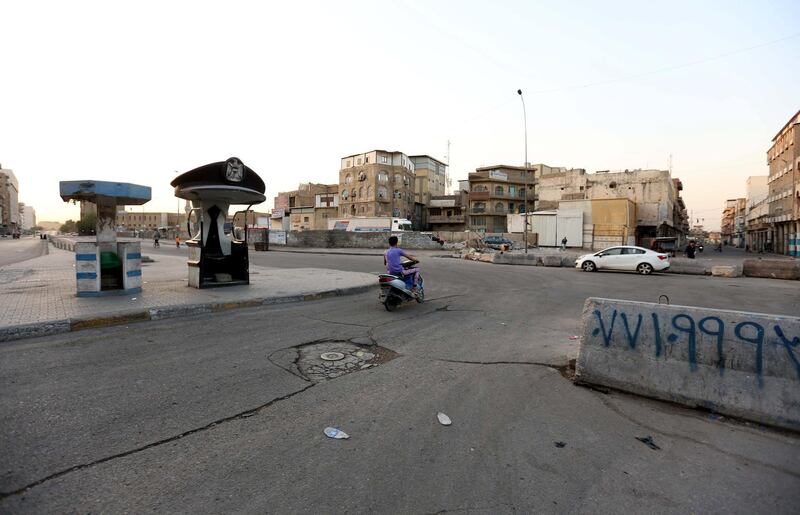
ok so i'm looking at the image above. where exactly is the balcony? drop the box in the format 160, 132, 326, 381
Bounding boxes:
428, 215, 466, 224
470, 208, 508, 216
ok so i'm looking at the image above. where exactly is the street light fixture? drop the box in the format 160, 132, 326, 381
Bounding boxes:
518, 89, 529, 254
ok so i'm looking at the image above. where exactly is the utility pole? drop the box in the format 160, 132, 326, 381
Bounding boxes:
445, 139, 452, 195
518, 89, 529, 254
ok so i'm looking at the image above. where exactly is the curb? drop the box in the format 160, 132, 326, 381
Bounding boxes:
0, 284, 375, 344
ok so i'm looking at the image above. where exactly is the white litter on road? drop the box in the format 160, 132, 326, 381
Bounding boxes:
324, 427, 350, 439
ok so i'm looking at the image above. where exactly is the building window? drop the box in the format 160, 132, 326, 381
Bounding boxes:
509, 186, 516, 196
395, 174, 402, 185
351, 189, 356, 199
378, 171, 388, 182
358, 187, 364, 198
359, 205, 366, 213
472, 185, 487, 192
495, 202, 505, 213
345, 174, 352, 184
379, 156, 388, 164
303, 217, 309, 223
346, 160, 351, 168
495, 186, 504, 196
378, 186, 387, 199
365, 156, 369, 163
357, 158, 362, 165
341, 190, 349, 200
509, 202, 515, 213
367, 185, 373, 198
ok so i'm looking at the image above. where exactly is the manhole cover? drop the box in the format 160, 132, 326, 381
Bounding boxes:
320, 352, 345, 361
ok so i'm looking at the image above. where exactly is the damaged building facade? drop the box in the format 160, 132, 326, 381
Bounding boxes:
533, 168, 689, 249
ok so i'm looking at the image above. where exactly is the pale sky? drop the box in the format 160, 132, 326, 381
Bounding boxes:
2, 0, 798, 230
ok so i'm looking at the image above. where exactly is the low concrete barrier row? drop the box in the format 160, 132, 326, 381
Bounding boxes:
743, 259, 800, 280
49, 237, 76, 252
491, 252, 575, 267
576, 297, 800, 431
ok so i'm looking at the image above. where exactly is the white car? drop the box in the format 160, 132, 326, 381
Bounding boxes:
575, 246, 670, 275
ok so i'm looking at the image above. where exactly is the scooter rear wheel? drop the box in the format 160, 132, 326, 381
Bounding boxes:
384, 296, 400, 312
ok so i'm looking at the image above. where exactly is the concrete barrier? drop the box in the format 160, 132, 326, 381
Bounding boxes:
575, 297, 800, 431
711, 265, 742, 278
743, 259, 800, 280
542, 255, 562, 267
666, 259, 710, 275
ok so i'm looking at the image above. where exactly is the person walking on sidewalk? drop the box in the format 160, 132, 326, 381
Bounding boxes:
686, 241, 696, 259
175, 235, 181, 248
153, 231, 160, 248
561, 236, 568, 250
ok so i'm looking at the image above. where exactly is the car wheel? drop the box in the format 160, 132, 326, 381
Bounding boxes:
582, 261, 596, 272
637, 263, 653, 275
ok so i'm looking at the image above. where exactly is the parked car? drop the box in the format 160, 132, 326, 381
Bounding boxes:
483, 236, 514, 250
575, 246, 670, 275
651, 236, 678, 257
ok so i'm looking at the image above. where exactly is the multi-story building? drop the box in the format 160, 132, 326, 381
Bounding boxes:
272, 183, 338, 231
745, 176, 769, 251
18, 203, 36, 230
410, 155, 448, 206
338, 150, 416, 220
427, 187, 469, 232
468, 165, 536, 233
116, 211, 187, 234
79, 200, 97, 220
0, 166, 20, 234
720, 199, 738, 245
537, 168, 688, 245
766, 110, 799, 256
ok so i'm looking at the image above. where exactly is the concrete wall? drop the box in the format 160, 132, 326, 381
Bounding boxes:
576, 297, 800, 431
281, 230, 444, 249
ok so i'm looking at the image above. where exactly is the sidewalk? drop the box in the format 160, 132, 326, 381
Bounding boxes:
0, 246, 376, 342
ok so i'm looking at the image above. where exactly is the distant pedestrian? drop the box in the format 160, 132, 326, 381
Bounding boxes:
175, 235, 181, 248
561, 236, 568, 250
153, 232, 160, 248
686, 241, 696, 259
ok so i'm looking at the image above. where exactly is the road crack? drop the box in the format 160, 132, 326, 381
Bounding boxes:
591, 391, 800, 479
301, 315, 371, 328
0, 383, 316, 499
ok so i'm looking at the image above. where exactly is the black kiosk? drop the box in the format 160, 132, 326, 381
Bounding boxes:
171, 158, 266, 288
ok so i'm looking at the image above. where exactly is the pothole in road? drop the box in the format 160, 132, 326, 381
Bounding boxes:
295, 340, 398, 382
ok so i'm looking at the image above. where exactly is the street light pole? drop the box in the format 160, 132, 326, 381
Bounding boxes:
518, 89, 529, 254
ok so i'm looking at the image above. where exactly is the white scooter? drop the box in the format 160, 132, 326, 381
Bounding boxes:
378, 260, 424, 312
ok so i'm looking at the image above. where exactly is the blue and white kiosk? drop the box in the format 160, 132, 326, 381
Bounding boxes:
59, 181, 152, 297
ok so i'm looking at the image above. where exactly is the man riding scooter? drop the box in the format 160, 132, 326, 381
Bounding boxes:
384, 236, 420, 295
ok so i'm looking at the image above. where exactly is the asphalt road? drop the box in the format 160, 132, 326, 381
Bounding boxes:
1, 249, 799, 513
0, 237, 46, 267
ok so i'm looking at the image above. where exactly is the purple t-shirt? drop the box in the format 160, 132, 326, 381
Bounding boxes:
384, 247, 408, 275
